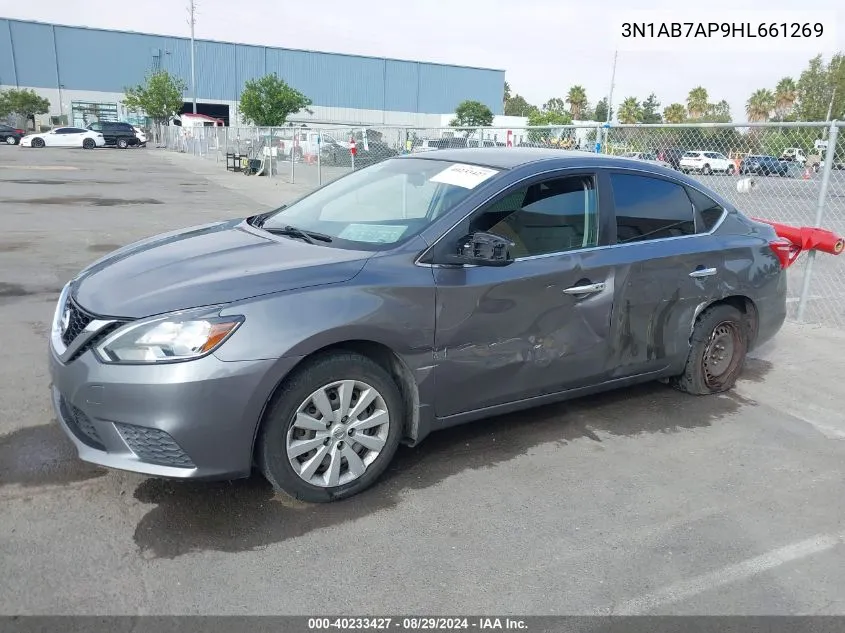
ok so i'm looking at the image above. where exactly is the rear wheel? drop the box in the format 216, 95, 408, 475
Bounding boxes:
117, 138, 129, 149
702, 164, 712, 175
82, 138, 95, 150
726, 164, 736, 175
31, 137, 45, 148
672, 304, 748, 395
257, 352, 404, 502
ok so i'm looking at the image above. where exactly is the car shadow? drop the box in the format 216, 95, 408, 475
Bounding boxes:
131, 372, 768, 559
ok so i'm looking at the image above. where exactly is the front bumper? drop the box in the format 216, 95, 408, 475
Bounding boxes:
49, 331, 297, 480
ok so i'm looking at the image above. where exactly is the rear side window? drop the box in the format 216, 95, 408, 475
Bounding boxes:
685, 186, 726, 233
610, 173, 695, 243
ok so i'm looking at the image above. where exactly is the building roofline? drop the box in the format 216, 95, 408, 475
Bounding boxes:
2, 17, 507, 74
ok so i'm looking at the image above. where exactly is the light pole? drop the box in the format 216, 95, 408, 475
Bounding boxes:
602, 50, 618, 152
188, 0, 197, 114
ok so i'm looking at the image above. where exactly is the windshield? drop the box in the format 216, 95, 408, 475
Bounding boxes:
260, 158, 500, 250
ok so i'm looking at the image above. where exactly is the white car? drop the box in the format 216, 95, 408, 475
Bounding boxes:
679, 150, 735, 175
621, 152, 673, 169
133, 126, 148, 146
21, 127, 106, 149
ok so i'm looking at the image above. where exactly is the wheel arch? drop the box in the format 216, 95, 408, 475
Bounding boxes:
692, 294, 759, 347
250, 339, 422, 463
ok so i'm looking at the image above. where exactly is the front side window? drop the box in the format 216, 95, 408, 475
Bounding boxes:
261, 158, 497, 250
610, 173, 695, 243
469, 175, 598, 259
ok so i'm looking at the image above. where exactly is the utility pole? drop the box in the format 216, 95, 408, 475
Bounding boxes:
188, 0, 197, 114
602, 50, 618, 152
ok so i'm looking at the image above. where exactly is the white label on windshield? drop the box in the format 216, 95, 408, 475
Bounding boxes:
338, 224, 408, 243
430, 163, 499, 189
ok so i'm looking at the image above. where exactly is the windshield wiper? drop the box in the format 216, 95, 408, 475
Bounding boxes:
247, 205, 287, 228
264, 225, 333, 244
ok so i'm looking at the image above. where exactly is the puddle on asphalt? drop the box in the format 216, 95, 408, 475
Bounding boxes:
0, 422, 106, 487
0, 282, 64, 304
739, 357, 774, 383
0, 241, 32, 252
132, 381, 746, 559
87, 243, 122, 253
1, 196, 163, 206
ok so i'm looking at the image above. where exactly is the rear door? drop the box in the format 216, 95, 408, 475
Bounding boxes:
51, 128, 78, 147
430, 170, 618, 417
603, 170, 723, 377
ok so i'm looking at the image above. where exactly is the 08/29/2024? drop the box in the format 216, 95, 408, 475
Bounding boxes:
308, 617, 528, 630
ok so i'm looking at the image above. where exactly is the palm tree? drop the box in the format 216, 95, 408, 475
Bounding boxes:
746, 88, 775, 122
774, 77, 797, 120
663, 103, 686, 123
566, 85, 588, 120
618, 97, 641, 124
687, 86, 709, 118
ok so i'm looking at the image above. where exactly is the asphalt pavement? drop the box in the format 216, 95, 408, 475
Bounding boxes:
1, 145, 845, 616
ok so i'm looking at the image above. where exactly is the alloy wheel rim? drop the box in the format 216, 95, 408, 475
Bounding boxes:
286, 379, 390, 488
702, 321, 741, 389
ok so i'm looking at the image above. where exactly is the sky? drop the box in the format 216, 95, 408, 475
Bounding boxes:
1, 0, 842, 121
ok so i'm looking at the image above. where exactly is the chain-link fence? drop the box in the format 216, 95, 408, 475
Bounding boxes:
161, 121, 845, 329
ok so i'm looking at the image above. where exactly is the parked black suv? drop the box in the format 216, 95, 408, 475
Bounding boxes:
739, 155, 789, 176
656, 147, 685, 170
86, 121, 140, 148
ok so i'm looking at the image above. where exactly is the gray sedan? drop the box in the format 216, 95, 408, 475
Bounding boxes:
48, 149, 789, 502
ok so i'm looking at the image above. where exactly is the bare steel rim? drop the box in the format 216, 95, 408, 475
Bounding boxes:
702, 320, 743, 389
286, 379, 390, 488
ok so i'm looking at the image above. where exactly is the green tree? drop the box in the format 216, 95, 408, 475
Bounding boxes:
774, 77, 797, 120
504, 94, 533, 116
703, 99, 732, 123
0, 88, 50, 124
617, 97, 641, 124
796, 55, 832, 121
238, 73, 312, 127
746, 89, 775, 122
662, 103, 686, 123
593, 97, 612, 122
686, 86, 709, 118
123, 70, 186, 126
565, 85, 588, 120
526, 109, 572, 143
542, 97, 567, 115
503, 81, 511, 112
640, 93, 662, 123
450, 100, 494, 131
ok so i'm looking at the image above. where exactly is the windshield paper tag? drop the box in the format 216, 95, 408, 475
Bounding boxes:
338, 224, 408, 243
430, 164, 499, 189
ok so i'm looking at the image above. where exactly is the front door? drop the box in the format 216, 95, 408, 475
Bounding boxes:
430, 171, 617, 418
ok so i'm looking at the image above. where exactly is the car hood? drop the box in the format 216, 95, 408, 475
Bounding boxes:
72, 219, 370, 318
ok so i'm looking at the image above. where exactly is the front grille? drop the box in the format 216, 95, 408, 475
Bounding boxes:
114, 423, 195, 469
66, 322, 123, 363
59, 396, 105, 450
61, 299, 95, 347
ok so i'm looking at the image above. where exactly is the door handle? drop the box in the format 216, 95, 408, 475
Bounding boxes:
689, 267, 718, 278
563, 282, 606, 295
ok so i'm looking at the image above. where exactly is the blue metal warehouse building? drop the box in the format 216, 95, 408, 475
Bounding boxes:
0, 18, 504, 128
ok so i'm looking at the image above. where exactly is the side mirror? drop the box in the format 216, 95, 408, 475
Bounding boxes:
454, 231, 515, 267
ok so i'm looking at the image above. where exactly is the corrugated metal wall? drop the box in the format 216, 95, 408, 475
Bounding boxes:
0, 18, 504, 115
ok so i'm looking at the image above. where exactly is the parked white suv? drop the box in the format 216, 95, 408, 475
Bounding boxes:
679, 150, 735, 175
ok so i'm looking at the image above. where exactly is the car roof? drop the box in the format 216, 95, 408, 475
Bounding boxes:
400, 147, 649, 170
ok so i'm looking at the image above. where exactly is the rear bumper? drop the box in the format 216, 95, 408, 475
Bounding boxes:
751, 278, 788, 351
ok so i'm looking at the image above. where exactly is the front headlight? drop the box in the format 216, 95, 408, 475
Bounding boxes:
95, 312, 243, 364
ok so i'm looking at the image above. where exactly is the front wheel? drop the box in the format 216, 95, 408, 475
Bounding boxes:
726, 164, 736, 175
117, 138, 129, 149
31, 137, 45, 148
5, 135, 18, 145
257, 352, 404, 502
702, 164, 712, 175
671, 304, 748, 395
82, 138, 95, 149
